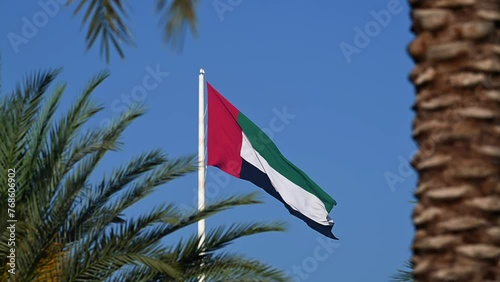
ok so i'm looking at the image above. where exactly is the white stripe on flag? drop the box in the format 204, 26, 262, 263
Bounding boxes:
240, 133, 333, 226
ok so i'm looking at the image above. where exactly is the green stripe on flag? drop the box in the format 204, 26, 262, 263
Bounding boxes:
237, 112, 336, 212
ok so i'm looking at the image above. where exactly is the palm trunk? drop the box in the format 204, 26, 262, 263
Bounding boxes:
408, 0, 500, 281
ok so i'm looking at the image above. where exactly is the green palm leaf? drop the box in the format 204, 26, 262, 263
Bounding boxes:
390, 261, 414, 282
70, 0, 199, 62
0, 68, 288, 281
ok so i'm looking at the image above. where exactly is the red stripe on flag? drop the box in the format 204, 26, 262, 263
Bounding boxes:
207, 82, 243, 178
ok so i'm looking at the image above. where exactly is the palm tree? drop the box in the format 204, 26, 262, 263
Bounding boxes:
68, 0, 198, 62
408, 1, 499, 281
0, 69, 289, 281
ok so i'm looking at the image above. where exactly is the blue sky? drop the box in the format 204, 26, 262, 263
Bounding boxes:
1, 0, 416, 281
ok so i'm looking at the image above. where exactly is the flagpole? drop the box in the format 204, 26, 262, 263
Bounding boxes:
198, 68, 206, 280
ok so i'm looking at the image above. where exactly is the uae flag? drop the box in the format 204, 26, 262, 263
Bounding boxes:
207, 83, 338, 239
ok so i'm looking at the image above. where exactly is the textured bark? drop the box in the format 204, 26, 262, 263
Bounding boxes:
409, 0, 500, 281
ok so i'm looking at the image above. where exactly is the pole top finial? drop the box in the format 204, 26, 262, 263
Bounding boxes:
199, 68, 205, 75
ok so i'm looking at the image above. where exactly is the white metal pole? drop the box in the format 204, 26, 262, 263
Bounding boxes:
198, 68, 206, 255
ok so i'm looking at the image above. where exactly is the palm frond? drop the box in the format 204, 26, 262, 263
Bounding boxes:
96, 154, 197, 225
390, 261, 414, 282
25, 71, 109, 200
70, 0, 199, 61
71, 0, 132, 62
65, 149, 168, 238
132, 193, 265, 246
156, 0, 198, 49
0, 69, 60, 179
63, 205, 184, 281
187, 253, 290, 281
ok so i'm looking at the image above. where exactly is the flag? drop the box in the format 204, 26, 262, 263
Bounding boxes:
207, 83, 338, 239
